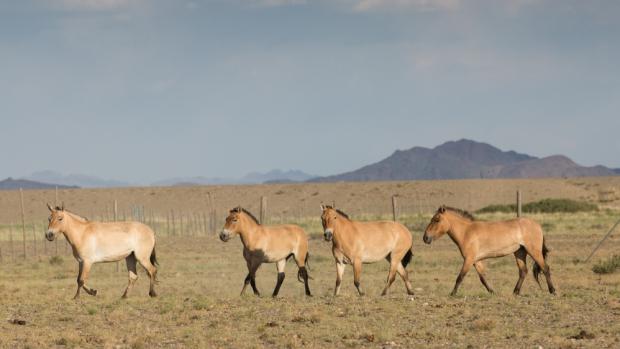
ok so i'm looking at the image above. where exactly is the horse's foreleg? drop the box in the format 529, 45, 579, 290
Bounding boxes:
334, 261, 345, 296
272, 259, 286, 297
353, 259, 365, 296
380, 261, 398, 296
80, 261, 97, 296
513, 247, 528, 295
249, 260, 261, 296
451, 259, 473, 296
474, 261, 494, 294
73, 262, 84, 300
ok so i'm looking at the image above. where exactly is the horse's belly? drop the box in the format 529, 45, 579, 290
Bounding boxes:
361, 249, 390, 263
480, 243, 520, 259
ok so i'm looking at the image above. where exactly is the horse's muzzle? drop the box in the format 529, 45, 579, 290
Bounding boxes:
219, 231, 230, 242
324, 230, 333, 242
423, 234, 432, 244
45, 231, 55, 241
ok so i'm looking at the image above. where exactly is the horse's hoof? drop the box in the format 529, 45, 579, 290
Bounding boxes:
149, 291, 158, 298
91, 289, 98, 296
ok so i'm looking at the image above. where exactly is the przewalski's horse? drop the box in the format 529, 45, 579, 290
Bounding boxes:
321, 205, 415, 296
423, 206, 556, 296
45, 204, 158, 299
219, 207, 312, 297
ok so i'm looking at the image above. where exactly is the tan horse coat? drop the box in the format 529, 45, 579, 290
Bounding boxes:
220, 207, 311, 297
45, 204, 158, 299
321, 205, 414, 296
423, 206, 555, 296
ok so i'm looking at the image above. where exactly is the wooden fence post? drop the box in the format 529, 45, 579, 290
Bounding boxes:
114, 200, 119, 272
516, 190, 522, 217
9, 223, 14, 262
260, 196, 267, 224
392, 195, 398, 222
20, 188, 26, 260
32, 223, 37, 259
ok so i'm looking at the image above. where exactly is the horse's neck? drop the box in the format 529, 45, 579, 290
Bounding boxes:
62, 217, 88, 246
332, 219, 354, 250
446, 216, 472, 247
238, 221, 261, 248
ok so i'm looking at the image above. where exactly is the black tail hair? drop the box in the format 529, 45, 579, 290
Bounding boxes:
401, 249, 413, 268
532, 238, 549, 288
150, 247, 159, 267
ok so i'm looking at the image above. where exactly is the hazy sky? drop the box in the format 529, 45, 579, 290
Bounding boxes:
2, 0, 619, 183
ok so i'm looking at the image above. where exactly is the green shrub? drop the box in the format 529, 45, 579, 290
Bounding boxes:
592, 255, 620, 274
477, 199, 598, 214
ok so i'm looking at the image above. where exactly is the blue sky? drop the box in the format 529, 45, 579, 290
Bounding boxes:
1, 0, 619, 183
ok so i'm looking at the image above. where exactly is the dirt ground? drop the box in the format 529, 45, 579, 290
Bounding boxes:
1, 210, 619, 348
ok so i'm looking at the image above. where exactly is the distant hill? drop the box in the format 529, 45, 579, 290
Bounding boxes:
310, 139, 617, 182
153, 169, 316, 186
23, 171, 131, 188
0, 177, 78, 190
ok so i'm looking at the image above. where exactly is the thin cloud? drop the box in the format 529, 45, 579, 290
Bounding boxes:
53, 0, 138, 11
352, 0, 461, 12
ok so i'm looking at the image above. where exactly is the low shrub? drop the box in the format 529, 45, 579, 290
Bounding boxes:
477, 199, 598, 214
592, 255, 620, 274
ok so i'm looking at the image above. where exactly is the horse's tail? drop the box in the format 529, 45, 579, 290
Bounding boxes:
401, 248, 413, 268
297, 253, 312, 283
150, 246, 159, 267
532, 238, 549, 288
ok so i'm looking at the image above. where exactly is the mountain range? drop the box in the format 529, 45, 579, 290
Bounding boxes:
0, 177, 78, 190
4, 140, 618, 189
310, 139, 618, 182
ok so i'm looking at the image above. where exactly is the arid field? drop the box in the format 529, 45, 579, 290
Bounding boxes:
1, 178, 620, 348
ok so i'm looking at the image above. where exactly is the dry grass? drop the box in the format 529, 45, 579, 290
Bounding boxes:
0, 210, 619, 348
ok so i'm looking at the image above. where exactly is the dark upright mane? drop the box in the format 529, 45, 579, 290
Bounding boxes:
444, 206, 475, 221
325, 205, 350, 220
232, 207, 260, 225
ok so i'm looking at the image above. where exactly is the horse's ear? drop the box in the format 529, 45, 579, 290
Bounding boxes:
61, 202, 65, 211
235, 206, 242, 213
438, 206, 446, 214
46, 203, 54, 212
320, 204, 325, 212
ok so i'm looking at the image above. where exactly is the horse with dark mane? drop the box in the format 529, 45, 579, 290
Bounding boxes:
423, 205, 556, 296
220, 207, 311, 297
321, 205, 415, 296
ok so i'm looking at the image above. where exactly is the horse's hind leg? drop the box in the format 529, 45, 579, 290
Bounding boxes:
526, 248, 556, 294
353, 259, 365, 296
272, 259, 286, 297
474, 261, 494, 294
293, 250, 312, 296
380, 260, 398, 296
136, 253, 158, 297
513, 247, 528, 295
122, 253, 139, 299
395, 263, 415, 295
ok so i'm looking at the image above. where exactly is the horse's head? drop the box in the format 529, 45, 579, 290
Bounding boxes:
46, 203, 67, 241
220, 206, 245, 242
320, 204, 340, 242
423, 206, 450, 244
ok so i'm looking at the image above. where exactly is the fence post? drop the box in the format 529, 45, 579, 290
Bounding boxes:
114, 200, 119, 272
9, 223, 14, 262
516, 190, 522, 217
392, 195, 398, 222
32, 223, 37, 259
20, 188, 27, 260
260, 196, 267, 224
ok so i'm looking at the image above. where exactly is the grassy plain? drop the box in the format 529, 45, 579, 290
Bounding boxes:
1, 210, 619, 348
